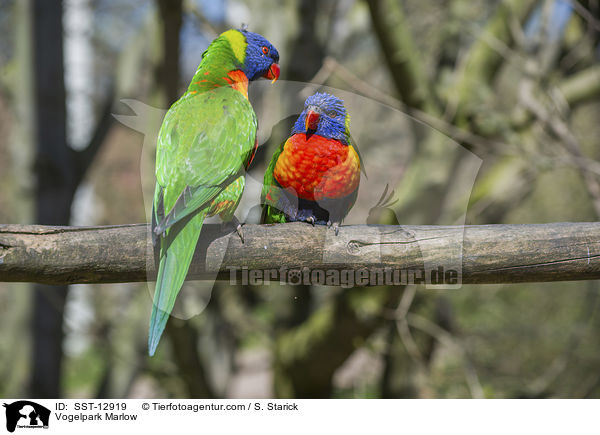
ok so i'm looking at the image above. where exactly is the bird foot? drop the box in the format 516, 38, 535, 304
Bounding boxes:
295, 209, 318, 227
222, 217, 245, 243
235, 224, 245, 244
327, 221, 340, 236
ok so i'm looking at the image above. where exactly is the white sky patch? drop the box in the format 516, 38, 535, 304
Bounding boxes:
226, 0, 251, 27
70, 181, 102, 226
63, 284, 95, 356
64, 1, 98, 352
64, 0, 94, 150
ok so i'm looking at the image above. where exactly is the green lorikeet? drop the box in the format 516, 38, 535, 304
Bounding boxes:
261, 92, 361, 234
149, 29, 280, 356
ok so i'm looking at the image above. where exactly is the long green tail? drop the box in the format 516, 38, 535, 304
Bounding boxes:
148, 211, 205, 356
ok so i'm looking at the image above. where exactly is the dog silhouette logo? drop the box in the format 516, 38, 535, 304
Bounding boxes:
3, 401, 50, 433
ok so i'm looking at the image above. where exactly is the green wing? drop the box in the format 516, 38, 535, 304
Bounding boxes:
154, 88, 256, 230
149, 87, 256, 356
260, 141, 288, 224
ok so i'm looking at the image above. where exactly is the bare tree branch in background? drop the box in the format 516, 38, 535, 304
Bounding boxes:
28, 0, 116, 398
364, 0, 439, 113
518, 55, 600, 217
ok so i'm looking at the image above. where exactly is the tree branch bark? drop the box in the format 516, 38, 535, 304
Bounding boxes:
0, 222, 599, 285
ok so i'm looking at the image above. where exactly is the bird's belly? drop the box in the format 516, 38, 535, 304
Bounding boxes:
273, 134, 360, 201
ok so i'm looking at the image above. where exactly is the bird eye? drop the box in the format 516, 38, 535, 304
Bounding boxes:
262, 46, 269, 55
327, 111, 337, 118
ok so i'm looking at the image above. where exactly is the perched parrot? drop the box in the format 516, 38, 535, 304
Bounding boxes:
261, 92, 361, 233
149, 29, 280, 356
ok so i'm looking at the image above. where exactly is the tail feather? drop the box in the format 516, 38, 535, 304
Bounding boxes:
148, 212, 205, 356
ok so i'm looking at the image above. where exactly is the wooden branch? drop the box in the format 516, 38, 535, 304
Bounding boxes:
0, 222, 599, 285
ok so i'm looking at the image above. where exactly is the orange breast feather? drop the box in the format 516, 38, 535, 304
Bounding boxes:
273, 134, 360, 201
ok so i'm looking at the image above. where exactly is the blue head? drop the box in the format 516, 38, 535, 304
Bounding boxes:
239, 29, 280, 81
291, 92, 348, 143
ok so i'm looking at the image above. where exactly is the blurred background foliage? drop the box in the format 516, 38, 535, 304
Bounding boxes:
0, 0, 599, 398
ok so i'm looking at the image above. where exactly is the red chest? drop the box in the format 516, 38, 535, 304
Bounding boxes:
273, 134, 360, 200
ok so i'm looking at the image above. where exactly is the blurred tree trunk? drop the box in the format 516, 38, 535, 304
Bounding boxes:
28, 0, 114, 398
28, 0, 71, 398
157, 0, 182, 104
274, 285, 405, 398
286, 0, 325, 82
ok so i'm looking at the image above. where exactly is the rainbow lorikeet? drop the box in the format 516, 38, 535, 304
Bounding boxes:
261, 92, 361, 234
149, 29, 280, 356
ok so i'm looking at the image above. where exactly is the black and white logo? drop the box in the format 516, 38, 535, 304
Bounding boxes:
3, 401, 50, 433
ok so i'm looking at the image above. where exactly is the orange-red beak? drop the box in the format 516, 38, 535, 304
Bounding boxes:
305, 110, 320, 131
263, 63, 280, 83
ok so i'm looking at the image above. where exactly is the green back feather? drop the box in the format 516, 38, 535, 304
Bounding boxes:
149, 32, 257, 356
